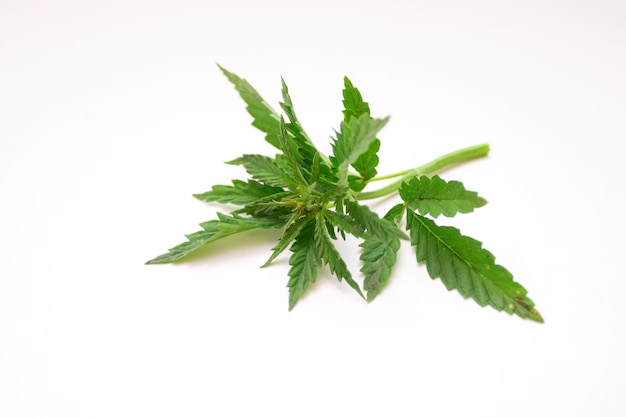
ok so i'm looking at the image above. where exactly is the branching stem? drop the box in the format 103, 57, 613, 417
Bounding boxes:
355, 143, 490, 200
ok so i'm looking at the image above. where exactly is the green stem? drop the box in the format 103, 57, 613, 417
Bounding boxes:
355, 143, 490, 200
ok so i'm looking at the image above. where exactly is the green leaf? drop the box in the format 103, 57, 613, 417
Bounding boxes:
348, 139, 380, 190
235, 191, 295, 219
341, 77, 380, 190
145, 238, 207, 265
280, 77, 312, 146
315, 213, 364, 299
382, 203, 406, 225
342, 76, 371, 121
218, 64, 282, 149
400, 175, 487, 217
219, 67, 332, 188
345, 200, 407, 241
323, 209, 367, 239
360, 238, 400, 301
227, 154, 296, 189
276, 116, 308, 187
279, 79, 337, 190
287, 221, 321, 310
360, 204, 404, 301
211, 212, 284, 233
310, 152, 321, 185
194, 179, 285, 206
406, 210, 543, 322
263, 212, 315, 267
331, 114, 389, 188
146, 213, 284, 264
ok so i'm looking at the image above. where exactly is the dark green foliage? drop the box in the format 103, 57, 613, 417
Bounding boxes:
406, 211, 543, 322
147, 66, 542, 322
400, 175, 487, 217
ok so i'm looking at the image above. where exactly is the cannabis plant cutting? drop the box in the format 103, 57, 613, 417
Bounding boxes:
147, 65, 543, 322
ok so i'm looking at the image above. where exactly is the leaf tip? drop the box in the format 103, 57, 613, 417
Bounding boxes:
530, 309, 545, 323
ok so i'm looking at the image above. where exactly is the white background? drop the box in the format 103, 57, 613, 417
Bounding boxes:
1, 0, 625, 415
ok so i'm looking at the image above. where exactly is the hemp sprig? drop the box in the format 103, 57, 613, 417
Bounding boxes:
147, 65, 543, 322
